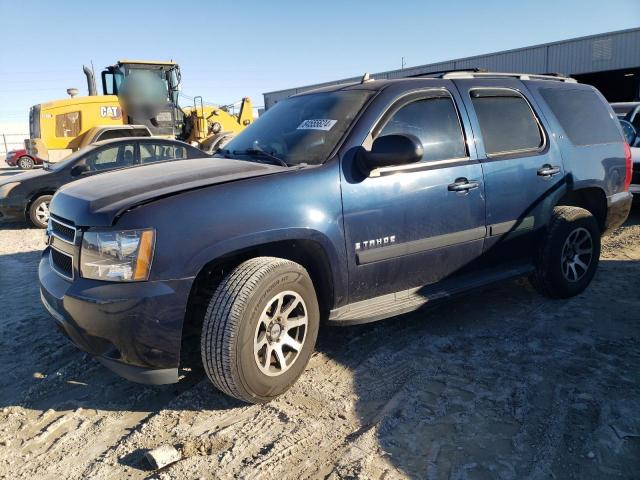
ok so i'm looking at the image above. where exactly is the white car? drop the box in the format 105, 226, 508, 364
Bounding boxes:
619, 118, 640, 194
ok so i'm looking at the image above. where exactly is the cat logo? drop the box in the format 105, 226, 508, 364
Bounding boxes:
99, 106, 122, 119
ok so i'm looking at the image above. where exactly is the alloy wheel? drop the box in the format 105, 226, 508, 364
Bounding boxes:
35, 201, 50, 224
19, 157, 33, 169
561, 227, 593, 282
253, 290, 308, 377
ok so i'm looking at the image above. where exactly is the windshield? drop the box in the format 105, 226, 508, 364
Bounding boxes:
220, 90, 373, 166
46, 145, 95, 171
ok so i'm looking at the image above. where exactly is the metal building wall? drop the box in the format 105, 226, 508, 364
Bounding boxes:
263, 28, 640, 109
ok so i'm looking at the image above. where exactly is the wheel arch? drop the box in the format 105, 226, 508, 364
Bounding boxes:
182, 236, 339, 347
555, 187, 607, 233
25, 190, 56, 218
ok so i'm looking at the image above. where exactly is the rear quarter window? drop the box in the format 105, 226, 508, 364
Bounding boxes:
539, 88, 621, 146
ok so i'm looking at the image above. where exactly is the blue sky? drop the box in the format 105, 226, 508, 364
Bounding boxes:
0, 0, 638, 127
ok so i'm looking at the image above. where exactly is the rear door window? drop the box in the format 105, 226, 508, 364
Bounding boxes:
470, 89, 544, 156
139, 142, 188, 164
377, 94, 467, 162
539, 88, 621, 146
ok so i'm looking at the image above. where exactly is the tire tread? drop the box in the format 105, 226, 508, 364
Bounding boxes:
201, 256, 302, 403
531, 205, 599, 298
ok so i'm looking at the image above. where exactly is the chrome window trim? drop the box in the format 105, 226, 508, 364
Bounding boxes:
364, 88, 471, 178
369, 156, 471, 177
50, 217, 77, 244
49, 246, 74, 281
469, 87, 548, 158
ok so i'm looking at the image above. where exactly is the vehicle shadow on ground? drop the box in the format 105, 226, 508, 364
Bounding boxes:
0, 221, 33, 230
313, 256, 640, 478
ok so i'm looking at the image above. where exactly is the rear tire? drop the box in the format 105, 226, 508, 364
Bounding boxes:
201, 257, 319, 403
29, 195, 53, 228
18, 156, 34, 170
531, 206, 600, 298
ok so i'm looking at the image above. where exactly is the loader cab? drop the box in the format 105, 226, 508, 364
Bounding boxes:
100, 60, 181, 105
101, 60, 183, 137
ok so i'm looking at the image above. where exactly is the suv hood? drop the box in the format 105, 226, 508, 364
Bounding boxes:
51, 157, 286, 226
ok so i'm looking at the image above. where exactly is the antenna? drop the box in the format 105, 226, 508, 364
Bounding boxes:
360, 72, 373, 83
401, 57, 406, 70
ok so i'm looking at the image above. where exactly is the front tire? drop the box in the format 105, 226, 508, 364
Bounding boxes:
531, 206, 601, 298
18, 156, 34, 170
201, 257, 320, 403
29, 195, 53, 228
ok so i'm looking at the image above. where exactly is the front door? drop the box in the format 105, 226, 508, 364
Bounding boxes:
341, 87, 487, 302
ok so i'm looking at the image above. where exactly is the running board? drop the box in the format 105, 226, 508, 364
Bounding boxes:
327, 263, 534, 326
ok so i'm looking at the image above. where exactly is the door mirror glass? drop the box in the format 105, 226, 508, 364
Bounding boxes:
70, 163, 90, 176
619, 119, 637, 145
359, 134, 424, 172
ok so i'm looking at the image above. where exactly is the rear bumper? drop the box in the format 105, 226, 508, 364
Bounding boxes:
39, 251, 195, 384
604, 191, 633, 234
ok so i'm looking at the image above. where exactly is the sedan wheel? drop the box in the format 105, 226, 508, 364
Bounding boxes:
18, 156, 34, 170
29, 195, 53, 228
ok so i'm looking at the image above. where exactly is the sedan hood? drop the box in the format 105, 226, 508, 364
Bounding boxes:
0, 168, 49, 185
51, 157, 286, 226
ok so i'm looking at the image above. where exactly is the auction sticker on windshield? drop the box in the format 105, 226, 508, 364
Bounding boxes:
297, 119, 337, 131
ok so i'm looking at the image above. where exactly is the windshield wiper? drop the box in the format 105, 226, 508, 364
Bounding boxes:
233, 147, 289, 168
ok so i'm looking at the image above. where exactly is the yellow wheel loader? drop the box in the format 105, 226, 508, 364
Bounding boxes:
26, 60, 253, 162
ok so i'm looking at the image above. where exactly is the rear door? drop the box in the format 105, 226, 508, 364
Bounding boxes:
341, 86, 487, 302
454, 79, 566, 262
138, 140, 191, 165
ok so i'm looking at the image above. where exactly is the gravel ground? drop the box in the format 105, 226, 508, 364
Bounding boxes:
0, 199, 638, 480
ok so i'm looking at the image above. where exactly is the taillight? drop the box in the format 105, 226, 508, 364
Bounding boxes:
623, 142, 632, 192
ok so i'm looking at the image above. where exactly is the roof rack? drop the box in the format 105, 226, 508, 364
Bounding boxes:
440, 71, 577, 83
409, 68, 487, 78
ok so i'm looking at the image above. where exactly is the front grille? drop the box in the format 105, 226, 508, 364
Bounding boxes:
50, 217, 76, 244
50, 247, 73, 280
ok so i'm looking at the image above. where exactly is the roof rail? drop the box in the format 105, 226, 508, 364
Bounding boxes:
441, 71, 577, 83
408, 68, 487, 78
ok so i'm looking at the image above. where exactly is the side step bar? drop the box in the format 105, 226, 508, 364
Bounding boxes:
327, 263, 534, 326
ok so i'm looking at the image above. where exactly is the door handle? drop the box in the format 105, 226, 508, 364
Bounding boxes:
537, 165, 561, 177
448, 178, 480, 192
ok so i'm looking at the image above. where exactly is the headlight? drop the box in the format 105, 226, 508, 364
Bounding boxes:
80, 229, 155, 281
0, 182, 20, 198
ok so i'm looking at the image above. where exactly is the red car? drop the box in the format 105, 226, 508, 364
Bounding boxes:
4, 149, 43, 169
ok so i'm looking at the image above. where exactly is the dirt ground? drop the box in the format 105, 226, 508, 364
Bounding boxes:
0, 183, 638, 479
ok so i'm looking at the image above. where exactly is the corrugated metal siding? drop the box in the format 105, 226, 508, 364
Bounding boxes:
454, 46, 548, 73
548, 28, 640, 74
264, 28, 640, 108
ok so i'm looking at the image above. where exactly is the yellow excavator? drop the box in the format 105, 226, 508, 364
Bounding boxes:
26, 60, 253, 162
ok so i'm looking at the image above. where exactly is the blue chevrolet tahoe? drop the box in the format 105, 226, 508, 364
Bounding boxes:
39, 71, 633, 403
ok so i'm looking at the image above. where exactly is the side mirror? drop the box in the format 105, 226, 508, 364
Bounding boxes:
70, 164, 90, 176
620, 120, 637, 145
358, 134, 424, 172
